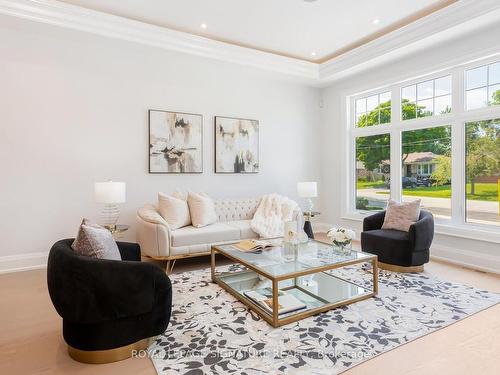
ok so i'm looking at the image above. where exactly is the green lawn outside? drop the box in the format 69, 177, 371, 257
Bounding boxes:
466, 183, 499, 202
401, 185, 451, 198
356, 181, 386, 189
365, 183, 498, 202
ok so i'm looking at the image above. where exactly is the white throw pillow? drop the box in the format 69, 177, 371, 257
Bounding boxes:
187, 191, 217, 228
158, 192, 191, 230
382, 199, 421, 232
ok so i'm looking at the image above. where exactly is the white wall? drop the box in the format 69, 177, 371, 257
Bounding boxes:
0, 15, 321, 263
319, 22, 500, 273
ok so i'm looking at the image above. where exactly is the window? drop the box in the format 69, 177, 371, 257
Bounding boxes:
355, 91, 391, 127
348, 57, 500, 233
465, 118, 500, 226
465, 62, 500, 110
355, 134, 390, 211
401, 126, 452, 219
402, 76, 452, 120
415, 163, 434, 175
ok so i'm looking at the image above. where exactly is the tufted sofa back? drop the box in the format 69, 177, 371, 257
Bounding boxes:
214, 198, 261, 222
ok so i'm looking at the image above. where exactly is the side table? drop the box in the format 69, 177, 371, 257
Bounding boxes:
104, 224, 130, 238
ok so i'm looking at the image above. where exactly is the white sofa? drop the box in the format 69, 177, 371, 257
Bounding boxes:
136, 198, 261, 266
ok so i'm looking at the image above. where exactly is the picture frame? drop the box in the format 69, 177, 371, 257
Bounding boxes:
214, 116, 259, 173
149, 109, 203, 174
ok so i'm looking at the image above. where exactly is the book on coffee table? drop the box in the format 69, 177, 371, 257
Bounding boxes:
235, 239, 274, 252
244, 289, 307, 315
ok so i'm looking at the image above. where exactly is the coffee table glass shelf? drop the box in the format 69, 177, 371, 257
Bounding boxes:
211, 239, 378, 327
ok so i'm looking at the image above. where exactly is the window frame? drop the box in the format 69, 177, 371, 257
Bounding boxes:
354, 132, 391, 211
465, 59, 500, 111
401, 74, 453, 121
346, 56, 500, 238
464, 117, 500, 226
353, 90, 392, 128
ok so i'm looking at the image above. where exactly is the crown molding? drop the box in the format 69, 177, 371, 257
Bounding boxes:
1, 0, 500, 86
0, 0, 319, 81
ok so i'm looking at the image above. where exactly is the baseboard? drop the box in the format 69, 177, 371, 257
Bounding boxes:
0, 252, 48, 274
430, 244, 500, 275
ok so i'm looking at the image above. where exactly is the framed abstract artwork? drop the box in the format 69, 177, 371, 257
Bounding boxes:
149, 109, 203, 173
215, 116, 259, 173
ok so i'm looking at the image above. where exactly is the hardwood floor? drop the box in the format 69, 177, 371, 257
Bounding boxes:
1, 242, 499, 375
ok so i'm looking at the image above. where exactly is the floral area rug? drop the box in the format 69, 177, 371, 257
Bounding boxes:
149, 264, 499, 375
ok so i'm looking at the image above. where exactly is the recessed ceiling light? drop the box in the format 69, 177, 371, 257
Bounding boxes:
372, 18, 380, 25
311, 52, 317, 57
303, 0, 318, 2
200, 23, 207, 29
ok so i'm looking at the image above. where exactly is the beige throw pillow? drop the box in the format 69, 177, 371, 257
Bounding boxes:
187, 192, 217, 228
158, 192, 191, 230
72, 219, 121, 260
382, 199, 421, 232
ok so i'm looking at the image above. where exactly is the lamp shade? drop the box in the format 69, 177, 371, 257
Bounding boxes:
297, 182, 317, 198
94, 181, 126, 204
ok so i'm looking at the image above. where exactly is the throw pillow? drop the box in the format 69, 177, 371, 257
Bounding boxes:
72, 219, 121, 260
187, 191, 217, 228
158, 192, 191, 229
382, 199, 421, 232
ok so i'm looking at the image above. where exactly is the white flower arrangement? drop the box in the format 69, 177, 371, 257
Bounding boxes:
326, 227, 355, 247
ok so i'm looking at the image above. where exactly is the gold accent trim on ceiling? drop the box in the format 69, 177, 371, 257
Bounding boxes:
316, 0, 457, 63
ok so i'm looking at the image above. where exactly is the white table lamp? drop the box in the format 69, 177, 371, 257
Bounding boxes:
297, 182, 317, 212
94, 181, 126, 229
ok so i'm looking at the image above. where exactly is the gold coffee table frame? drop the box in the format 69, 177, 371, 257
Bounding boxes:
211, 241, 378, 328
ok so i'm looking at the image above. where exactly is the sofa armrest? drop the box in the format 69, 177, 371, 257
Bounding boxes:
363, 211, 386, 232
47, 240, 171, 324
137, 204, 170, 227
136, 205, 171, 258
117, 241, 141, 261
409, 211, 434, 251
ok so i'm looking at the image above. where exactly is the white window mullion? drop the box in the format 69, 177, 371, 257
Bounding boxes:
390, 129, 402, 201
392, 84, 401, 124
391, 84, 402, 201
451, 122, 465, 225
451, 67, 465, 225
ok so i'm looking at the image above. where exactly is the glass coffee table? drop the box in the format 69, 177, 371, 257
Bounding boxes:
211, 239, 378, 327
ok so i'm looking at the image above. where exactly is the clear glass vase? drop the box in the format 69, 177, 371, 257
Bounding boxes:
333, 241, 352, 255
282, 242, 298, 262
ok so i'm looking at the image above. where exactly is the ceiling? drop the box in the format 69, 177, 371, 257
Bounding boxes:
60, 0, 455, 62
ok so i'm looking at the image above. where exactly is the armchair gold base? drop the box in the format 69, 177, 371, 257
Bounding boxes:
378, 262, 424, 273
67, 337, 154, 364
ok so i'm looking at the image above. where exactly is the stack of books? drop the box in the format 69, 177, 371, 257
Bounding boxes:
244, 288, 307, 315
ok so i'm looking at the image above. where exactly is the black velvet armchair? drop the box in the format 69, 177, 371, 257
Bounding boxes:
47, 239, 172, 363
361, 210, 434, 272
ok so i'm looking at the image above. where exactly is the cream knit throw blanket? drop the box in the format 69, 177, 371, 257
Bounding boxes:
251, 194, 300, 238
